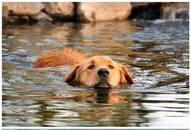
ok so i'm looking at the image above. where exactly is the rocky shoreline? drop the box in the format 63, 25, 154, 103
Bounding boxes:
3, 2, 189, 24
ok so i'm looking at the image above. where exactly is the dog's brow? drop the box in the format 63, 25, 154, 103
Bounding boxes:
103, 59, 112, 63
90, 60, 95, 64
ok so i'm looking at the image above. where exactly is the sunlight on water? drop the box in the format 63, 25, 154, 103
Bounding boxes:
2, 21, 189, 127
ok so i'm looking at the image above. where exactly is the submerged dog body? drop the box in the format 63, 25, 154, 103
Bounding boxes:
33, 48, 133, 88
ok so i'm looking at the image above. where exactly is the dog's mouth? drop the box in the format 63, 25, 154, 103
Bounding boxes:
94, 78, 111, 88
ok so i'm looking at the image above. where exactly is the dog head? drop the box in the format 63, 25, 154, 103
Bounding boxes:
65, 56, 133, 88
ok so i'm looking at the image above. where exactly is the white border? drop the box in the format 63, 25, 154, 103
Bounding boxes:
1, 1, 190, 130
2, 127, 190, 129
189, 1, 191, 129
0, 1, 3, 130
1, 0, 190, 2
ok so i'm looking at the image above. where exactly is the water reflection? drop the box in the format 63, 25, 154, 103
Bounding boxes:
2, 20, 189, 127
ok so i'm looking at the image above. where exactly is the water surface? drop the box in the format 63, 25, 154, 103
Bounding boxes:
2, 20, 189, 127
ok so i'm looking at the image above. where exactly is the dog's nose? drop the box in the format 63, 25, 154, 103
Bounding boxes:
97, 68, 109, 77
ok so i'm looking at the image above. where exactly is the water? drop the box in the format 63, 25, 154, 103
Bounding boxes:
2, 20, 189, 127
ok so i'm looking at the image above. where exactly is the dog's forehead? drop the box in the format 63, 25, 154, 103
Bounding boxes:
89, 56, 114, 64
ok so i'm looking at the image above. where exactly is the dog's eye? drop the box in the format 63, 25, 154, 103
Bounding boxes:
88, 64, 94, 69
108, 65, 114, 69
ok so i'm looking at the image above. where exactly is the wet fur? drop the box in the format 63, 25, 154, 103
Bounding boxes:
33, 48, 133, 88
33, 48, 87, 68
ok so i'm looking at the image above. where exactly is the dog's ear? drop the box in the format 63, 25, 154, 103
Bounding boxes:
119, 64, 133, 86
65, 65, 80, 85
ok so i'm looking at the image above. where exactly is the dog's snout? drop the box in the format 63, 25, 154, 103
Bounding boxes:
97, 68, 109, 77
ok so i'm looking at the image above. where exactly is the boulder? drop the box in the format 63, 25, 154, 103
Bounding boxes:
131, 2, 151, 8
77, 2, 132, 22
3, 2, 44, 16
45, 2, 74, 18
31, 12, 53, 22
2, 5, 9, 20
160, 3, 189, 20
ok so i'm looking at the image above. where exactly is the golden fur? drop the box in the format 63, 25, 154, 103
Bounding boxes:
33, 48, 87, 68
33, 48, 133, 88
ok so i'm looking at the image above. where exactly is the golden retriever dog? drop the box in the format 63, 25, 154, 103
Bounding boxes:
33, 48, 133, 88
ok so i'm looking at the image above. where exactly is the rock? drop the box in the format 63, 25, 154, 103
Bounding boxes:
2, 5, 9, 20
45, 2, 74, 18
77, 2, 132, 22
31, 12, 53, 22
131, 2, 151, 8
160, 3, 189, 20
3, 2, 44, 15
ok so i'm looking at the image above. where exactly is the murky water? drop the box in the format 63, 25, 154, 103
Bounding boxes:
2, 20, 189, 127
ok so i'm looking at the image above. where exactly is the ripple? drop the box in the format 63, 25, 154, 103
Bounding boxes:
2, 21, 189, 127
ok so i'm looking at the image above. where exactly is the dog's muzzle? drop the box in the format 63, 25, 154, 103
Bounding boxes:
95, 68, 111, 88
97, 68, 109, 78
